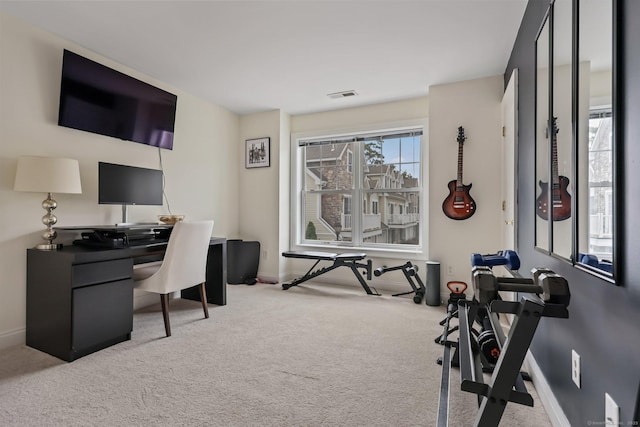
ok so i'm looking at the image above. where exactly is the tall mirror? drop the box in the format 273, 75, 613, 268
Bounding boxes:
535, 13, 550, 252
576, 0, 614, 276
551, 0, 573, 259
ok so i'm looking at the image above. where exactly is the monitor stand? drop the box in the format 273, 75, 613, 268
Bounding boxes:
116, 204, 130, 227
115, 204, 161, 227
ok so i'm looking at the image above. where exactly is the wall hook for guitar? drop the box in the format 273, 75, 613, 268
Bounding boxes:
442, 126, 476, 220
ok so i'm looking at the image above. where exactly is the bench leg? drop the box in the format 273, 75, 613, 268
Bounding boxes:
348, 263, 379, 295
283, 262, 339, 289
282, 257, 379, 296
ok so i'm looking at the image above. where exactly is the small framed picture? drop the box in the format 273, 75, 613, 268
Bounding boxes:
245, 137, 271, 168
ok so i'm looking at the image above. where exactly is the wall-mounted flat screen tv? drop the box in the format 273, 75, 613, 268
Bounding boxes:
58, 50, 177, 150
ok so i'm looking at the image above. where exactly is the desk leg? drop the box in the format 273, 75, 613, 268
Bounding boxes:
181, 241, 227, 306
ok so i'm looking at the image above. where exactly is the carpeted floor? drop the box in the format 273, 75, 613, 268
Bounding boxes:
0, 282, 552, 426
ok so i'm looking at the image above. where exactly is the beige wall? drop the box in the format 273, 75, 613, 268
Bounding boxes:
238, 110, 290, 280
292, 97, 429, 133
428, 75, 504, 289
0, 13, 240, 347
278, 113, 291, 277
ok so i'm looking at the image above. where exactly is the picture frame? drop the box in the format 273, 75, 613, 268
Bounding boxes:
245, 137, 271, 168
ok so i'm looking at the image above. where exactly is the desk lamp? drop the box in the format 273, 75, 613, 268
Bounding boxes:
14, 156, 82, 250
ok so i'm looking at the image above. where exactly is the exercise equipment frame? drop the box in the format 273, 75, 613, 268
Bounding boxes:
281, 251, 379, 295
436, 268, 570, 427
374, 261, 425, 303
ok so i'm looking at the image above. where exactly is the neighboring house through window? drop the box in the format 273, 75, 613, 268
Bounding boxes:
292, 124, 424, 253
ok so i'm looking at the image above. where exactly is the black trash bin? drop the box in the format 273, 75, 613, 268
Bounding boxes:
227, 239, 261, 285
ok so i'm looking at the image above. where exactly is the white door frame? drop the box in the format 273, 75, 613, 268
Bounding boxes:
501, 69, 519, 251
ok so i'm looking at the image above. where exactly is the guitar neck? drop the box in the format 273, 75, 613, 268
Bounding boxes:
551, 133, 559, 185
550, 118, 559, 185
457, 141, 464, 186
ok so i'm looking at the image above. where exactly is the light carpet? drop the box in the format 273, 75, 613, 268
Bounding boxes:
0, 282, 552, 426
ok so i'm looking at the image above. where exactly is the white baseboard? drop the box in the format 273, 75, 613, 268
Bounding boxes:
525, 351, 571, 427
0, 327, 25, 350
255, 271, 281, 284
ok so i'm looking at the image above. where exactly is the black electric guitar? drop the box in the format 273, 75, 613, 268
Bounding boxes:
442, 126, 476, 220
537, 118, 571, 221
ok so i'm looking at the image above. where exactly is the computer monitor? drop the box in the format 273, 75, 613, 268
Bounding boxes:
98, 162, 163, 224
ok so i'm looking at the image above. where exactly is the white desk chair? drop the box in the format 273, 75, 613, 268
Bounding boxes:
133, 220, 214, 337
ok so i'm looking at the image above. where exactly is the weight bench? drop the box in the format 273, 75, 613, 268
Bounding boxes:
281, 251, 379, 295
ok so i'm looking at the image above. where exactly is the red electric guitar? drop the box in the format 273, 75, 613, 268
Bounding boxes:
442, 126, 476, 220
536, 118, 571, 221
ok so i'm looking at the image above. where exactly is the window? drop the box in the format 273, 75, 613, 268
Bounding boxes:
587, 108, 613, 259
293, 125, 423, 252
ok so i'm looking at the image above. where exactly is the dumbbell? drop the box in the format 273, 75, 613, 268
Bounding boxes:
477, 329, 500, 365
472, 266, 570, 306
471, 250, 521, 271
446, 281, 467, 305
579, 254, 599, 267
477, 315, 501, 364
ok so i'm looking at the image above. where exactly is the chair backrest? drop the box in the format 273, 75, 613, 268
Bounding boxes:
153, 220, 214, 294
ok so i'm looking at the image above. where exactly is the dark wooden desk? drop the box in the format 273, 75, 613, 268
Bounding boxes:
26, 236, 226, 362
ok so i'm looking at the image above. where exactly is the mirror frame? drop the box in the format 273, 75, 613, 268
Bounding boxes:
551, 0, 574, 261
572, 0, 618, 283
534, 0, 619, 283
534, 7, 552, 254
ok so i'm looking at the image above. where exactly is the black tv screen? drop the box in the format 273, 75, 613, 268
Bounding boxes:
98, 162, 163, 206
58, 50, 177, 150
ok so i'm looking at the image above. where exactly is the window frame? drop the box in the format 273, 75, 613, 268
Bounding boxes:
289, 119, 428, 259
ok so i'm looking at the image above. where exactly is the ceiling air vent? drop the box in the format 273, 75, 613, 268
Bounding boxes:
327, 90, 358, 99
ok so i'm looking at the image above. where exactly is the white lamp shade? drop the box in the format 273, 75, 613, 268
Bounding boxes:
14, 156, 82, 194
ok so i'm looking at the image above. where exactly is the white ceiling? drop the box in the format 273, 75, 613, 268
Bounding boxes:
0, 0, 528, 115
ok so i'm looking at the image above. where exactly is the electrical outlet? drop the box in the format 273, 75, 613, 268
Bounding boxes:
262, 250, 268, 260
571, 350, 581, 388
447, 265, 454, 276
605, 393, 619, 426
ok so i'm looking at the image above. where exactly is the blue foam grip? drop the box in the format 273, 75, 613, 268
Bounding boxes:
579, 254, 599, 266
470, 250, 520, 270
580, 253, 612, 273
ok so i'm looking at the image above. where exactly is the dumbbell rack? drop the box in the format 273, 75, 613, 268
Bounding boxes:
437, 291, 569, 427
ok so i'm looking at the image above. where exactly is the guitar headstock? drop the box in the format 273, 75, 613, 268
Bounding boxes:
546, 117, 559, 138
457, 126, 466, 144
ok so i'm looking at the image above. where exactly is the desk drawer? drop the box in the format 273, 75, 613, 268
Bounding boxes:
72, 278, 133, 353
72, 258, 132, 288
